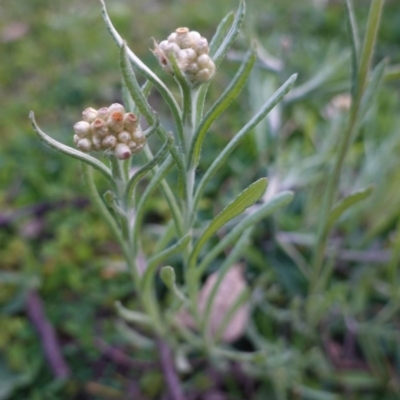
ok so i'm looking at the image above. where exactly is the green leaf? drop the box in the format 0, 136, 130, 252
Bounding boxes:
115, 301, 153, 326
213, 0, 246, 68
209, 12, 235, 56
344, 0, 360, 98
30, 112, 113, 185
125, 133, 173, 206
194, 74, 297, 209
355, 0, 384, 103
197, 191, 294, 275
190, 178, 268, 267
327, 185, 374, 231
120, 43, 186, 180
146, 234, 191, 274
169, 52, 192, 124
358, 58, 386, 123
100, 0, 184, 146
189, 47, 257, 168
119, 43, 154, 123
133, 157, 183, 252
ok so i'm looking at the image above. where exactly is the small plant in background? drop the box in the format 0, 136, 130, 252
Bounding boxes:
26, 0, 400, 398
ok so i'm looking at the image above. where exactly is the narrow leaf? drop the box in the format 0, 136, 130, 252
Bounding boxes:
213, 0, 246, 68
100, 0, 184, 147
125, 133, 173, 205
209, 12, 235, 56
116, 301, 153, 326
327, 185, 374, 231
358, 58, 386, 123
190, 178, 268, 267
197, 191, 294, 275
120, 42, 187, 200
30, 112, 113, 184
194, 74, 297, 209
146, 234, 191, 274
344, 0, 360, 98
189, 48, 257, 168
356, 0, 384, 103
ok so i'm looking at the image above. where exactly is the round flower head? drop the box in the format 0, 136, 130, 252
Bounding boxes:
73, 106, 146, 159
152, 27, 215, 85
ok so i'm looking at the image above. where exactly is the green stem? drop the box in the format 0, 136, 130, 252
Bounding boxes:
311, 0, 384, 291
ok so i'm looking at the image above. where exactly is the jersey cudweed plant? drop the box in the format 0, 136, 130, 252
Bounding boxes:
30, 0, 296, 386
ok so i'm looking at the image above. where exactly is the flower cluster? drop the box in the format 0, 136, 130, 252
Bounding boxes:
73, 104, 146, 160
153, 27, 215, 84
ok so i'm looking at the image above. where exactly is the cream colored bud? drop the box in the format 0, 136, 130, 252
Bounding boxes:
82, 107, 97, 123
117, 131, 131, 143
188, 31, 201, 42
107, 111, 124, 133
102, 135, 117, 149
73, 134, 80, 145
77, 138, 92, 152
194, 37, 209, 54
195, 68, 213, 83
177, 50, 189, 69
131, 143, 145, 154
128, 141, 137, 150
92, 134, 102, 151
123, 112, 138, 132
168, 32, 177, 42
186, 63, 199, 75
74, 121, 91, 137
164, 42, 180, 55
184, 48, 197, 62
159, 40, 169, 52
197, 54, 211, 69
91, 118, 108, 137
96, 107, 109, 120
175, 27, 190, 48
114, 143, 132, 160
108, 103, 125, 115
132, 129, 146, 144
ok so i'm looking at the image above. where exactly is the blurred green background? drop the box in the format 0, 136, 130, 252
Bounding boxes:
1, 0, 399, 399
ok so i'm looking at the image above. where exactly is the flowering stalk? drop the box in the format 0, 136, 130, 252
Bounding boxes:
30, 0, 296, 364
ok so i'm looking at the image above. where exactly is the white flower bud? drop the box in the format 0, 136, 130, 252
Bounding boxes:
107, 111, 124, 133
197, 54, 211, 69
186, 63, 199, 75
164, 42, 180, 55
168, 32, 177, 43
73, 134, 80, 145
194, 37, 209, 55
82, 107, 97, 123
114, 143, 132, 160
159, 40, 169, 52
77, 138, 92, 152
131, 143, 145, 154
96, 107, 109, 120
132, 129, 146, 145
128, 141, 137, 151
92, 134, 102, 151
117, 131, 131, 143
74, 121, 91, 137
108, 103, 125, 115
177, 50, 189, 69
123, 112, 138, 133
188, 31, 201, 42
91, 118, 108, 137
175, 27, 191, 48
184, 48, 197, 62
102, 135, 117, 149
195, 68, 213, 83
